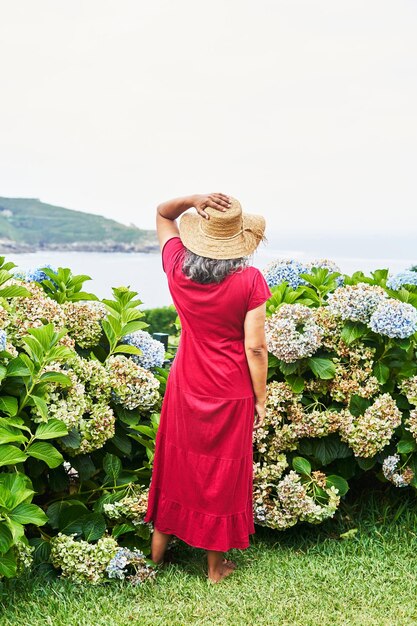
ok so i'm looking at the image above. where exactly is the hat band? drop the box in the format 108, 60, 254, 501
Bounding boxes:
199, 220, 244, 241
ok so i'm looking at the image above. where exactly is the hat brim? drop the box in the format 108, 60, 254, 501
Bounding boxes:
178, 212, 266, 260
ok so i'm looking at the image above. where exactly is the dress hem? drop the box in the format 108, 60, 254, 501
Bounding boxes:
144, 489, 255, 553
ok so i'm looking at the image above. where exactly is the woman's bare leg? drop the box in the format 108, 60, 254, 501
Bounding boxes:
150, 527, 172, 564
206, 550, 236, 582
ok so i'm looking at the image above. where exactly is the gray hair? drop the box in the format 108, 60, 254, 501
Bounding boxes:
182, 248, 250, 284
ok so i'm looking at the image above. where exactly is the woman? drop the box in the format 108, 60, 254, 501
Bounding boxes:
143, 193, 272, 583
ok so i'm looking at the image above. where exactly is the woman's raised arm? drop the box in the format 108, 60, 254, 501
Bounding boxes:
156, 194, 231, 250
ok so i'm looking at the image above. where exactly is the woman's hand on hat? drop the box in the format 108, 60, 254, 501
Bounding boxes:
193, 193, 232, 220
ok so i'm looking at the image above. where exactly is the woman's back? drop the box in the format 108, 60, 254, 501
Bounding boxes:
162, 236, 271, 398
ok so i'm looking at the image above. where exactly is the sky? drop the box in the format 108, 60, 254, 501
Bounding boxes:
0, 0, 416, 244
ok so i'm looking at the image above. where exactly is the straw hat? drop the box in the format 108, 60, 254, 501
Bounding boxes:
178, 197, 266, 260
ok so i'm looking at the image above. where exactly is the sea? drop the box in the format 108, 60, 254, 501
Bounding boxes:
4, 248, 415, 309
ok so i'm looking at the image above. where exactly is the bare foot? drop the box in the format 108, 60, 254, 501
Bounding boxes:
207, 561, 236, 583
222, 558, 237, 569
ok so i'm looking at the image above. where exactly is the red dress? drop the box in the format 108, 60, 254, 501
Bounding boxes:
143, 237, 272, 551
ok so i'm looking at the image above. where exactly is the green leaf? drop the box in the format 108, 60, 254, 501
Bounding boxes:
48, 345, 73, 362
114, 406, 141, 426
0, 524, 14, 553
39, 372, 72, 386
398, 362, 417, 378
106, 315, 122, 337
356, 457, 377, 470
308, 357, 336, 380
340, 321, 368, 344
111, 432, 132, 456
111, 522, 136, 538
60, 429, 82, 449
0, 472, 34, 508
373, 362, 390, 385
68, 292, 98, 302
286, 375, 305, 393
26, 442, 64, 468
349, 395, 371, 417
120, 321, 148, 335
82, 513, 106, 541
69, 455, 96, 481
134, 523, 150, 539
102, 319, 117, 344
267, 354, 280, 368
22, 336, 45, 364
6, 518, 25, 543
103, 453, 122, 482
0, 423, 28, 445
306, 434, 352, 466
0, 396, 19, 417
46, 500, 87, 529
113, 472, 136, 487
292, 456, 311, 475
0, 285, 31, 298
0, 268, 12, 284
2, 417, 30, 432
9, 502, 48, 526
35, 419, 69, 440
29, 537, 51, 564
397, 439, 417, 454
0, 550, 17, 578
26, 324, 55, 352
30, 395, 49, 421
128, 433, 154, 452
58, 505, 88, 535
6, 358, 31, 378
397, 338, 411, 350
0, 444, 28, 467
130, 424, 155, 438
113, 344, 142, 355
18, 354, 35, 375
325, 474, 349, 496
278, 360, 299, 375
370, 268, 389, 282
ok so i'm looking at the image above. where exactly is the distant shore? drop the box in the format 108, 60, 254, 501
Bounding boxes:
0, 240, 159, 254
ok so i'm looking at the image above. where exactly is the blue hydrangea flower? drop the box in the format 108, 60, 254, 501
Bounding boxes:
106, 548, 131, 579
19, 264, 58, 283
106, 547, 147, 580
25, 264, 58, 283
262, 259, 309, 289
386, 270, 417, 291
369, 299, 417, 338
122, 330, 165, 369
0, 329, 6, 351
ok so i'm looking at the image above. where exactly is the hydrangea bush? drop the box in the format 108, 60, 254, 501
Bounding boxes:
0, 258, 165, 582
254, 261, 417, 530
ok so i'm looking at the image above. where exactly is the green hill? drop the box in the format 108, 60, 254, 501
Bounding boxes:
0, 197, 158, 252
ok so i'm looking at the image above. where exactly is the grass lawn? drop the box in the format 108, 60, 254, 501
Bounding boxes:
1, 474, 417, 626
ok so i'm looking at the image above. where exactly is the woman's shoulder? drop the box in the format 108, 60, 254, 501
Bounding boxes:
162, 236, 186, 273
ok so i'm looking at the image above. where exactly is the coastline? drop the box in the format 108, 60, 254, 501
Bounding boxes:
0, 240, 159, 254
